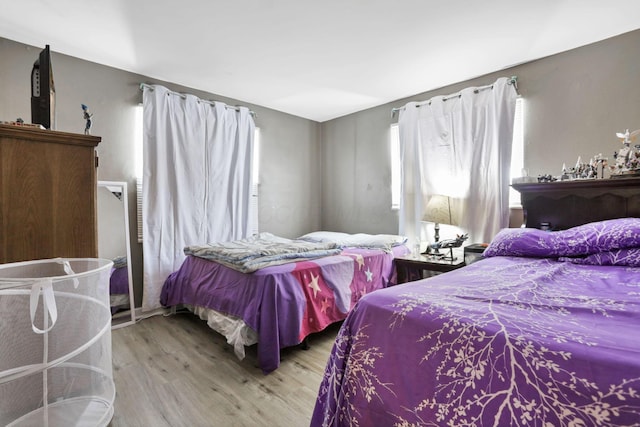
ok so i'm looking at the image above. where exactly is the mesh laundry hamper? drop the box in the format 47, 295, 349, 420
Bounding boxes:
0, 258, 115, 427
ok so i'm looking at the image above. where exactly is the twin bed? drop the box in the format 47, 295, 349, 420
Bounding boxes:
160, 232, 409, 373
311, 178, 640, 426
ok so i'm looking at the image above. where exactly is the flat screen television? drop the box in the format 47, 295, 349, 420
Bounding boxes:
30, 44, 56, 129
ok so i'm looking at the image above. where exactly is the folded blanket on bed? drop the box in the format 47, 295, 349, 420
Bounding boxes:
112, 255, 127, 269
184, 232, 342, 273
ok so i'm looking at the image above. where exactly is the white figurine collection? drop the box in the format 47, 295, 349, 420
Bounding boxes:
537, 128, 640, 182
558, 153, 608, 181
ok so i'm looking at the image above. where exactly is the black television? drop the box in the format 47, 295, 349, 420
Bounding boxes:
30, 44, 56, 129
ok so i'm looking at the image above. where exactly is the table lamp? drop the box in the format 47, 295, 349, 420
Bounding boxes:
422, 195, 458, 256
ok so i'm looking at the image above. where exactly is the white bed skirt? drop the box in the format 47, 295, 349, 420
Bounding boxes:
186, 305, 258, 360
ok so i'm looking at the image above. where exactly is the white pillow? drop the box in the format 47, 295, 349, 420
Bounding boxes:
297, 231, 351, 244
344, 233, 408, 248
298, 231, 407, 248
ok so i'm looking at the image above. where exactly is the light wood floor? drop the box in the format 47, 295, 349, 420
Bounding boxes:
109, 312, 340, 427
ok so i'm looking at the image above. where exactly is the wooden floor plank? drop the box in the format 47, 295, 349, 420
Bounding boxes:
109, 313, 339, 426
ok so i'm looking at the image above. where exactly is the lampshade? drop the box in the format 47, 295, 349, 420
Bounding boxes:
422, 195, 459, 226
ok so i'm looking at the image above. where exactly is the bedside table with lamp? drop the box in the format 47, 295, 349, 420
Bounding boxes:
395, 253, 465, 283
395, 195, 491, 283
395, 243, 488, 284
396, 194, 469, 283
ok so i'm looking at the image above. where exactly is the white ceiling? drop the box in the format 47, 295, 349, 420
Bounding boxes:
3, 1, 640, 122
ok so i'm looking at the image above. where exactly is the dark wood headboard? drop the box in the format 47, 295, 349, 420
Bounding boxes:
512, 177, 640, 230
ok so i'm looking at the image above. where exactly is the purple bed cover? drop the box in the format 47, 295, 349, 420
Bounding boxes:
161, 245, 409, 374
109, 266, 129, 295
312, 220, 640, 426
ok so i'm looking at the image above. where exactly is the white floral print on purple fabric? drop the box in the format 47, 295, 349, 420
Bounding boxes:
484, 218, 640, 259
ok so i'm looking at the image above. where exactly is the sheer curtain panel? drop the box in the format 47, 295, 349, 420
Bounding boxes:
142, 85, 255, 311
398, 77, 517, 246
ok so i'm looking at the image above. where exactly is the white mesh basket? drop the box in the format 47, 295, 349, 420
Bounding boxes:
0, 258, 115, 427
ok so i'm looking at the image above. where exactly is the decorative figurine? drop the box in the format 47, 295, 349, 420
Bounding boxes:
537, 174, 557, 183
553, 154, 606, 182
427, 233, 468, 261
611, 128, 640, 176
616, 128, 640, 145
81, 104, 93, 135
593, 153, 608, 179
429, 233, 468, 250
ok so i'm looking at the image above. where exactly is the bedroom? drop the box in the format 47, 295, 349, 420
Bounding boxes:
1, 1, 640, 426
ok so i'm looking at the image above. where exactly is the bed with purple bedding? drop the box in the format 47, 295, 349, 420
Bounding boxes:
312, 218, 640, 426
161, 232, 409, 374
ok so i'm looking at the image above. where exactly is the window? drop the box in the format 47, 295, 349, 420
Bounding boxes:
134, 104, 144, 179
250, 128, 260, 235
135, 104, 143, 242
390, 123, 401, 210
509, 97, 524, 206
390, 96, 524, 209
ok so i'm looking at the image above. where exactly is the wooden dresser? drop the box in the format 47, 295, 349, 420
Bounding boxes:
0, 125, 101, 263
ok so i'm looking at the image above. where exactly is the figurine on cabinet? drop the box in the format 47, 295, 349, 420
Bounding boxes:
611, 129, 640, 177
82, 104, 93, 135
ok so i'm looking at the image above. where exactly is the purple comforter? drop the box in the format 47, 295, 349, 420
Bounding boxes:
110, 266, 129, 295
161, 245, 408, 374
312, 219, 640, 426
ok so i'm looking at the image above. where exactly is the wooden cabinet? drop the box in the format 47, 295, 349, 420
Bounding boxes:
0, 124, 101, 263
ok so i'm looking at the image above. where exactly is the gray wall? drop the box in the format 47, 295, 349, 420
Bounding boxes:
321, 106, 399, 234
320, 29, 640, 234
0, 37, 322, 306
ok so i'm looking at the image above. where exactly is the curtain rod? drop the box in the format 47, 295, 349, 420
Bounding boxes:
390, 76, 518, 116
139, 83, 256, 117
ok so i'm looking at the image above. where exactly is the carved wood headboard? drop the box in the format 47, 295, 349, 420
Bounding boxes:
512, 177, 640, 230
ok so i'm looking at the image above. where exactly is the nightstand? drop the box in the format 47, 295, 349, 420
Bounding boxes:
395, 255, 465, 284
464, 243, 488, 265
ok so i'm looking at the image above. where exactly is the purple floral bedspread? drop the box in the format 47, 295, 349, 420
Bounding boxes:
484, 217, 640, 260
161, 245, 408, 374
312, 219, 640, 426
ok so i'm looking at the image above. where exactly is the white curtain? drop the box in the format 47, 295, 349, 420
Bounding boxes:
398, 77, 517, 246
141, 84, 255, 311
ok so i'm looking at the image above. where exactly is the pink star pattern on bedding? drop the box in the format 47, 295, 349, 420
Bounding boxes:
294, 251, 382, 341
294, 262, 344, 339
